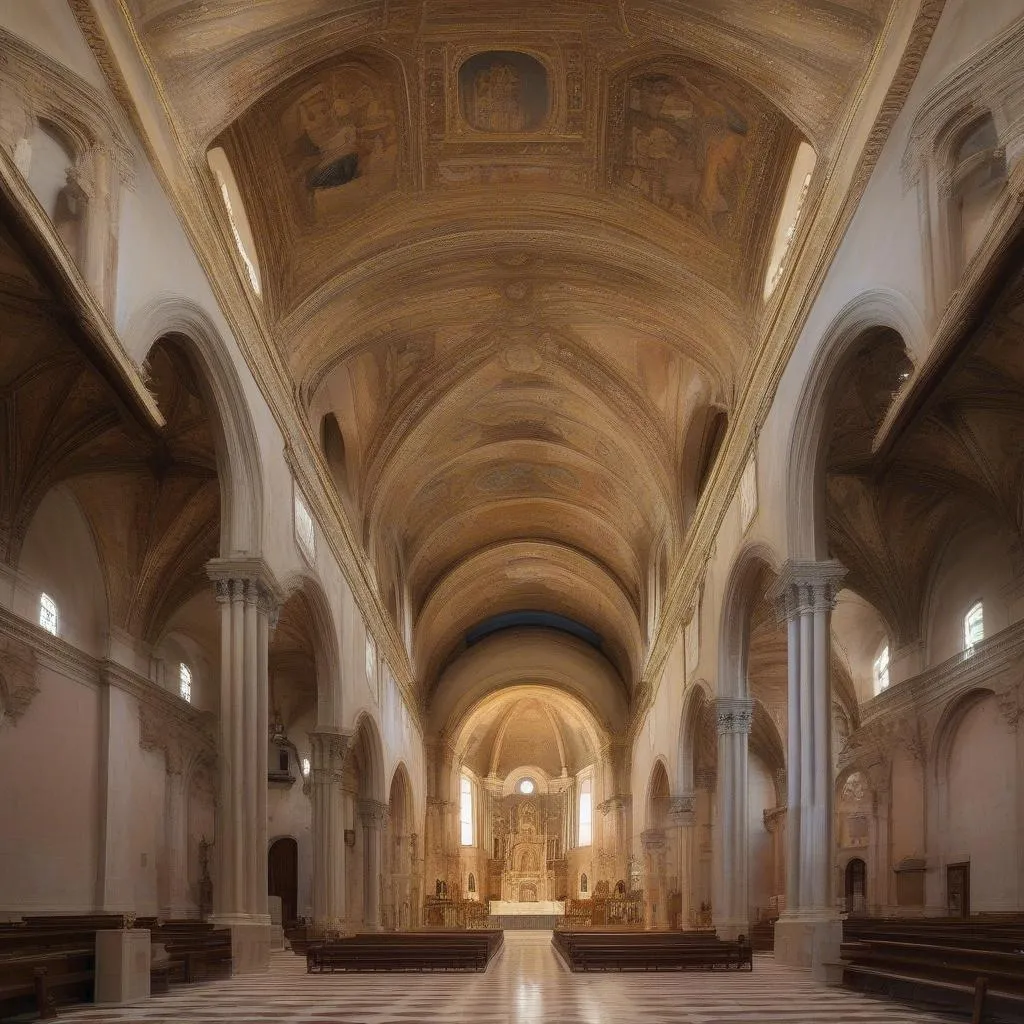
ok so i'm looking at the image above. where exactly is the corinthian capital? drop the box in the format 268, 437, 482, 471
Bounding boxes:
715, 697, 754, 735
768, 560, 847, 621
358, 799, 390, 829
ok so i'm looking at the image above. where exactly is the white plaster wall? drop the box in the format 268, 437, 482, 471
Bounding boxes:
0, 666, 100, 913
925, 525, 1016, 665
14, 487, 108, 658
945, 694, 1018, 910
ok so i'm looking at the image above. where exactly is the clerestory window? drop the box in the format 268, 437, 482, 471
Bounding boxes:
460, 775, 473, 846
873, 644, 890, 694
39, 593, 58, 636
964, 601, 984, 653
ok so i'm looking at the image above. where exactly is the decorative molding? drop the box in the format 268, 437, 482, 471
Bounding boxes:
768, 560, 848, 622
358, 798, 390, 829
309, 729, 353, 785
762, 806, 786, 834
667, 793, 696, 828
0, 633, 38, 725
715, 697, 754, 736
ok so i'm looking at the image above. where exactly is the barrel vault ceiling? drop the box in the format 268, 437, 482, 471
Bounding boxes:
114, 0, 899, 713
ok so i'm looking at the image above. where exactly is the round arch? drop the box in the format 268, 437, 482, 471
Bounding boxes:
785, 289, 925, 560
276, 571, 342, 727
124, 295, 265, 556
717, 543, 782, 700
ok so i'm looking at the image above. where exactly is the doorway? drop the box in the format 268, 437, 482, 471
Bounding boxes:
947, 862, 970, 918
268, 837, 298, 926
844, 858, 867, 915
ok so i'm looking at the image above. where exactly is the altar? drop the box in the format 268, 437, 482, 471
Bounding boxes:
488, 900, 564, 916
488, 899, 565, 930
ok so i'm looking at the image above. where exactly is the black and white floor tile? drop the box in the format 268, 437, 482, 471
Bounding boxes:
61, 930, 955, 1023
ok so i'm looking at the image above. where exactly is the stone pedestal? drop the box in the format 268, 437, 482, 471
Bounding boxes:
94, 929, 150, 1005
212, 917, 271, 973
774, 917, 843, 981
268, 895, 284, 952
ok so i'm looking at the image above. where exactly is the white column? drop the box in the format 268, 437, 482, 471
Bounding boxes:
310, 731, 350, 930
670, 794, 696, 928
163, 752, 191, 917
769, 560, 846, 976
714, 697, 753, 939
360, 800, 389, 930
207, 560, 282, 972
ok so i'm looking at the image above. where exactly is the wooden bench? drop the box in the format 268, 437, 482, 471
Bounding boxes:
837, 917, 1024, 1022
306, 930, 503, 973
0, 948, 95, 1021
552, 930, 752, 972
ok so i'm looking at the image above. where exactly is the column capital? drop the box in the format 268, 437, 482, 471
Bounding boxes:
715, 696, 754, 735
763, 806, 787, 834
768, 559, 847, 620
206, 557, 286, 612
358, 798, 390, 829
640, 827, 666, 853
668, 793, 697, 827
309, 730, 353, 784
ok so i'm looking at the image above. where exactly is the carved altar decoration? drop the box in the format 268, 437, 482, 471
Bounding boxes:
500, 799, 554, 901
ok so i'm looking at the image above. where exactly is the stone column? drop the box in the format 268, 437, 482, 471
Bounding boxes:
309, 731, 351, 931
669, 793, 696, 928
714, 697, 753, 939
162, 750, 191, 918
769, 560, 846, 977
206, 558, 283, 973
641, 828, 668, 929
763, 806, 787, 916
359, 800, 389, 930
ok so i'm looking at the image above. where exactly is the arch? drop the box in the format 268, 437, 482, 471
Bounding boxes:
785, 289, 926, 560
718, 543, 782, 700
387, 761, 414, 832
276, 571, 342, 727
645, 758, 671, 829
930, 687, 996, 786
844, 857, 867, 916
676, 680, 714, 794
123, 296, 264, 556
267, 836, 299, 926
352, 710, 386, 802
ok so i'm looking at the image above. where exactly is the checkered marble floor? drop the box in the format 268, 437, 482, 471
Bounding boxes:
60, 930, 956, 1023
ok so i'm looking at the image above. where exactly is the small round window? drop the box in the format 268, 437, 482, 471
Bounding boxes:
518, 778, 535, 795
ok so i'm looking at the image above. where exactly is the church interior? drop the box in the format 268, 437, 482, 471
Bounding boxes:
2, 1, 1024, 1021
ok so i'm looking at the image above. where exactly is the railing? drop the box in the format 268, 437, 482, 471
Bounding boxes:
557, 893, 645, 929
421, 898, 490, 929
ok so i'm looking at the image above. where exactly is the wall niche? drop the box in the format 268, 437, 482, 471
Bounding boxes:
459, 52, 549, 134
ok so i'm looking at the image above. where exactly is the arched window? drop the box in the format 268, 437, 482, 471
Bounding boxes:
459, 775, 474, 846
580, 873, 588, 895
764, 141, 817, 298
947, 114, 1006, 276
38, 593, 58, 636
872, 644, 890, 695
467, 872, 476, 894
179, 662, 192, 703
578, 777, 593, 847
964, 601, 984, 653
301, 756, 311, 779
206, 147, 262, 296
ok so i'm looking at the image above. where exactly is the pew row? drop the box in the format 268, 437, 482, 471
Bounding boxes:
835, 917, 1024, 1022
306, 930, 504, 973
552, 930, 753, 972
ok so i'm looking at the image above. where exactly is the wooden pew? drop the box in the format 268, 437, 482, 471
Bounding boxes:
837, 917, 1024, 1021
306, 930, 503, 973
552, 930, 752, 972
0, 946, 94, 1021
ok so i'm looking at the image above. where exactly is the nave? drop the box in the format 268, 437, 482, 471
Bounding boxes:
57, 932, 951, 1024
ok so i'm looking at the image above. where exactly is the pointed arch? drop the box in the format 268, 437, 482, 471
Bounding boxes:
352, 710, 386, 802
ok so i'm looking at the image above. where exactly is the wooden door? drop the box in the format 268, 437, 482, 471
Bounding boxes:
947, 862, 970, 918
268, 837, 299, 926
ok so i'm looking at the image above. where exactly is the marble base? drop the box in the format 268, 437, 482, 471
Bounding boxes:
210, 918, 271, 974
94, 929, 151, 1005
774, 917, 843, 981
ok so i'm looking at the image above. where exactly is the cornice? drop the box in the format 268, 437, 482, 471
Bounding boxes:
67, 0, 423, 733
635, 0, 947, 728
0, 146, 162, 432
61, 0, 945, 744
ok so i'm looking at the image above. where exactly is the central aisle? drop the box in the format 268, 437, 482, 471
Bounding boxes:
61, 930, 953, 1024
